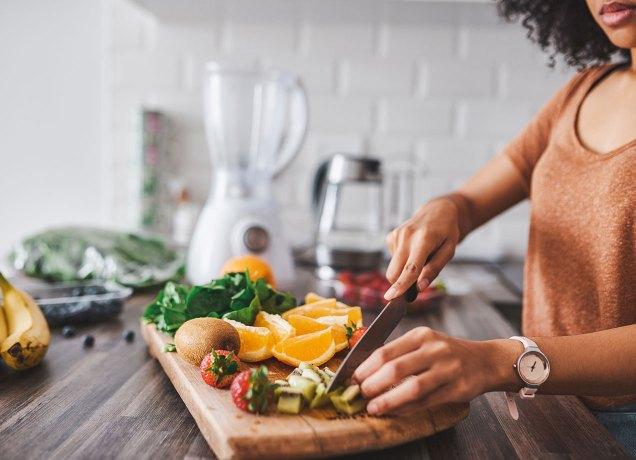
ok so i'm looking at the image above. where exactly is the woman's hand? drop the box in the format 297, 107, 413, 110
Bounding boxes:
384, 197, 461, 300
352, 327, 518, 416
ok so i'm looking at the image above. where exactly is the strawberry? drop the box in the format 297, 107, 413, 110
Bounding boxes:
346, 322, 368, 348
200, 350, 241, 388
230, 365, 275, 414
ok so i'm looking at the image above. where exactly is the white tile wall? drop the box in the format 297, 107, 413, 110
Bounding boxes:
112, 0, 574, 259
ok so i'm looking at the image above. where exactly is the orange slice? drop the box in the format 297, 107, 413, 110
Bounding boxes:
330, 325, 349, 352
287, 314, 329, 335
224, 319, 272, 362
287, 315, 348, 353
272, 329, 336, 367
305, 292, 354, 309
282, 302, 363, 327
304, 292, 324, 304
253, 311, 295, 344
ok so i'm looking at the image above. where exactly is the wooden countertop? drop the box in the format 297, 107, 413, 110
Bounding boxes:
0, 264, 629, 459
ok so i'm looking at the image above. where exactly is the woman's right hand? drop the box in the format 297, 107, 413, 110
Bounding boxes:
384, 196, 461, 300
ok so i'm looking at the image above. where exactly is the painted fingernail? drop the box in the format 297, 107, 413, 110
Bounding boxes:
384, 286, 397, 300
418, 278, 430, 291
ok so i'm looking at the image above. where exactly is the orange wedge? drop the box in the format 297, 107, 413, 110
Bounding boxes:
316, 315, 349, 326
282, 301, 363, 327
287, 314, 348, 353
253, 311, 295, 344
224, 319, 272, 362
287, 314, 329, 335
272, 329, 336, 367
304, 292, 324, 304
305, 292, 355, 309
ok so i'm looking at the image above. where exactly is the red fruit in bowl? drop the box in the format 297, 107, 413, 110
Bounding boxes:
337, 271, 355, 285
200, 350, 241, 388
342, 284, 359, 303
355, 271, 377, 285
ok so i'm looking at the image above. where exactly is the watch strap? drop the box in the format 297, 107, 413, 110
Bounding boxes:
509, 335, 538, 349
505, 392, 519, 420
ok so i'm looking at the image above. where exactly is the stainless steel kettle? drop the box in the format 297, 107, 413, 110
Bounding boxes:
311, 153, 385, 270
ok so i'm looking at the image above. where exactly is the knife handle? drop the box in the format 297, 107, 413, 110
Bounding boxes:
404, 283, 418, 303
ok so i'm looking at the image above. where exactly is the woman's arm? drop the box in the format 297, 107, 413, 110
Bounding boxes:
384, 153, 527, 300
353, 324, 636, 416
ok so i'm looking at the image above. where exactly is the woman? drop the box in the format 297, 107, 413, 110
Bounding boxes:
353, 0, 636, 454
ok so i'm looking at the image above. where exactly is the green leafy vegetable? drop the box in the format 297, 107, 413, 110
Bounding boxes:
222, 295, 260, 324
10, 226, 184, 288
142, 271, 296, 333
162, 343, 176, 353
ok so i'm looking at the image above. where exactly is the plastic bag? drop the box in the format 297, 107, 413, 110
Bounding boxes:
10, 226, 184, 288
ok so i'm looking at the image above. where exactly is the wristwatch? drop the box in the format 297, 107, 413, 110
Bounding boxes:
505, 336, 550, 419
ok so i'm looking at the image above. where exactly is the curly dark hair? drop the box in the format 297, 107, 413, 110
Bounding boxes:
497, 0, 632, 68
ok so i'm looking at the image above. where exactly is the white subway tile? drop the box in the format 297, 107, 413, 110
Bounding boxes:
499, 63, 572, 101
303, 0, 382, 24
386, 25, 456, 59
384, 2, 460, 26
416, 139, 492, 174
345, 58, 416, 96
225, 0, 301, 23
225, 22, 297, 56
306, 23, 375, 58
383, 98, 454, 136
423, 59, 495, 98
458, 26, 544, 64
457, 99, 534, 139
365, 135, 414, 161
310, 97, 374, 133
261, 55, 337, 94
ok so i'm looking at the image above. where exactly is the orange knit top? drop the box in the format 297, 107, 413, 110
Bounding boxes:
502, 64, 636, 409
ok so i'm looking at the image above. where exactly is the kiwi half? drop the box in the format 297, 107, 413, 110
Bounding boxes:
174, 318, 240, 366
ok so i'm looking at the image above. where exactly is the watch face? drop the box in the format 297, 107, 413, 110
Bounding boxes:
518, 351, 549, 385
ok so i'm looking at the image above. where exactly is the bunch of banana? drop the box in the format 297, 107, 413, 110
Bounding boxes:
0, 272, 50, 370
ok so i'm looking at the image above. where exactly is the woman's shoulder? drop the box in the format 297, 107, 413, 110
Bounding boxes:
561, 63, 626, 99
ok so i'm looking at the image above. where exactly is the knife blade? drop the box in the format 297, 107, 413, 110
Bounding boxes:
325, 283, 418, 393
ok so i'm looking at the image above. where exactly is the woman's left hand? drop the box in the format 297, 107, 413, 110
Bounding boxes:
352, 327, 516, 415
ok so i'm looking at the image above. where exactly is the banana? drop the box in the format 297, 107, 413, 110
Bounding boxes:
0, 273, 50, 370
0, 301, 7, 345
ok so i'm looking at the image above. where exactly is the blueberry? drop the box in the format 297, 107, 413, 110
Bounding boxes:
122, 329, 135, 342
62, 326, 76, 338
82, 334, 95, 348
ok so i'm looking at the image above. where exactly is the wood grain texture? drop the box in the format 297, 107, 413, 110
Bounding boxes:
142, 321, 469, 459
0, 265, 629, 459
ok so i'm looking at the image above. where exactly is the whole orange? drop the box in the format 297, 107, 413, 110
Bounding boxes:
221, 255, 276, 287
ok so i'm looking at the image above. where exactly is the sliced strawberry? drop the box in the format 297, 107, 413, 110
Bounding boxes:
230, 365, 275, 414
200, 350, 241, 388
345, 322, 368, 348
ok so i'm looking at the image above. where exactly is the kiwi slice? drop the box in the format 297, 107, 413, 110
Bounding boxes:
340, 384, 361, 403
288, 375, 317, 402
309, 383, 330, 409
330, 394, 367, 415
277, 388, 305, 414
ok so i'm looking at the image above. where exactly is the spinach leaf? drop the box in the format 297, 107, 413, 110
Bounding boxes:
185, 285, 230, 318
223, 295, 260, 324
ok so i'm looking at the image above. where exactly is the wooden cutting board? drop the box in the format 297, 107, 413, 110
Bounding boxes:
141, 321, 469, 459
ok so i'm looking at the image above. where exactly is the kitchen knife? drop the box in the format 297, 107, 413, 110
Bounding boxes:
326, 283, 418, 393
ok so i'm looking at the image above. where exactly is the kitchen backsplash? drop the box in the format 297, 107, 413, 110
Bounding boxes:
111, 0, 572, 260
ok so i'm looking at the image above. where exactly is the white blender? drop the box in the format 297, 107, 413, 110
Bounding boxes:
187, 63, 308, 288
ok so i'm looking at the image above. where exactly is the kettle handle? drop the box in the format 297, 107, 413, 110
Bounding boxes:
311, 159, 329, 217
274, 80, 308, 177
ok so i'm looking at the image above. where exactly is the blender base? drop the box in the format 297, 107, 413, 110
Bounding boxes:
187, 199, 295, 288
